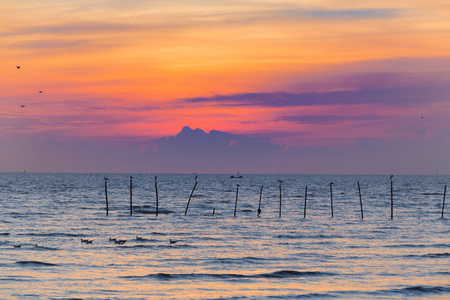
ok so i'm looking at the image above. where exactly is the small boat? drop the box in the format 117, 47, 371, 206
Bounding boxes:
230, 171, 243, 179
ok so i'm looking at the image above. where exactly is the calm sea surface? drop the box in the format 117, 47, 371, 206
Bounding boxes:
0, 173, 449, 299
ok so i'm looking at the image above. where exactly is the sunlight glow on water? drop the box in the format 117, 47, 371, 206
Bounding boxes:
0, 173, 449, 299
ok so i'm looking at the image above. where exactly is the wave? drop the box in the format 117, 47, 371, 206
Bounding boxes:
371, 285, 450, 296
258, 270, 334, 278
0, 276, 33, 282
0, 233, 10, 236
149, 232, 167, 236
33, 245, 60, 251
384, 243, 449, 249
122, 270, 335, 281
134, 208, 174, 215
264, 293, 337, 299
211, 256, 269, 265
405, 252, 450, 258
19, 232, 80, 237
15, 261, 59, 267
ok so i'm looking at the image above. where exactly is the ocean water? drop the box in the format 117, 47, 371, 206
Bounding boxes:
0, 173, 449, 299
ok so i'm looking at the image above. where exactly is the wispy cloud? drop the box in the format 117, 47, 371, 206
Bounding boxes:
279, 115, 383, 125
183, 83, 449, 108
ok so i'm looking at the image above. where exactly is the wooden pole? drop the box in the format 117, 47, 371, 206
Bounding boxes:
184, 180, 197, 216
155, 176, 159, 217
257, 186, 263, 217
234, 184, 240, 217
357, 181, 363, 219
441, 185, 447, 219
304, 185, 307, 218
130, 176, 133, 216
213, 208, 215, 215
104, 178, 109, 216
279, 182, 282, 218
390, 180, 393, 220
330, 183, 334, 218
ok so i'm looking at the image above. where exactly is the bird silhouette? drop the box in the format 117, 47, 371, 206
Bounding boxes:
169, 239, 178, 244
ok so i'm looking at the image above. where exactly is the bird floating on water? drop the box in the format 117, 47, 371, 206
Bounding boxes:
81, 239, 93, 244
169, 239, 178, 244
115, 239, 126, 245
13, 244, 21, 248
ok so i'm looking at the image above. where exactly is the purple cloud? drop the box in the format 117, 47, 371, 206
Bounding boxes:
1, 126, 449, 174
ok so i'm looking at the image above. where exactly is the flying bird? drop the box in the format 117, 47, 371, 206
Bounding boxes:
16, 66, 20, 69
20, 105, 25, 108
38, 91, 43, 93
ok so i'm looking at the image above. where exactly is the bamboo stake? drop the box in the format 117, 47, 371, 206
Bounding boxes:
357, 181, 363, 219
130, 176, 133, 216
304, 185, 307, 218
330, 183, 334, 218
390, 180, 393, 220
257, 186, 263, 217
104, 177, 109, 216
278, 180, 283, 218
234, 184, 240, 217
184, 176, 197, 216
155, 176, 159, 217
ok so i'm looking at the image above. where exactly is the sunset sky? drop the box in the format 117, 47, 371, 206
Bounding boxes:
1, 0, 450, 174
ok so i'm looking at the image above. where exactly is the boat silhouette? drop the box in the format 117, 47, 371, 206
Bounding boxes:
230, 171, 243, 179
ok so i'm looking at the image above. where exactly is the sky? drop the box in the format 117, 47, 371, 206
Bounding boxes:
1, 0, 450, 174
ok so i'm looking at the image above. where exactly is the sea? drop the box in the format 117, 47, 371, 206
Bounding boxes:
0, 173, 449, 299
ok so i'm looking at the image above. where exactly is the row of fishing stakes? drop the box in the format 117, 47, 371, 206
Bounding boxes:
103, 176, 447, 219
